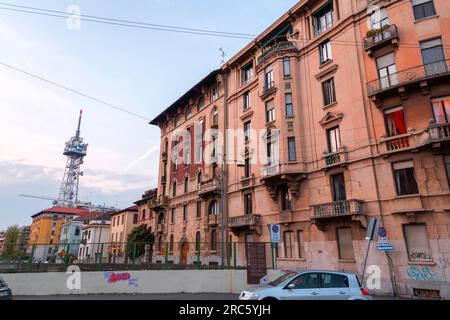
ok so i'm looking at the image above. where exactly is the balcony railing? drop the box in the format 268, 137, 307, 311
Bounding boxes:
312, 200, 365, 218
257, 41, 295, 65
198, 179, 221, 197
150, 195, 169, 208
428, 123, 450, 143
378, 130, 431, 155
240, 175, 255, 189
156, 224, 164, 233
208, 214, 219, 226
261, 164, 280, 177
364, 24, 398, 52
229, 214, 261, 228
367, 60, 450, 96
323, 147, 348, 168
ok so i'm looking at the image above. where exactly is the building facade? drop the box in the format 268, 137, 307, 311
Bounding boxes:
135, 189, 157, 229
78, 214, 111, 263
150, 0, 450, 298
0, 231, 5, 256
109, 206, 139, 260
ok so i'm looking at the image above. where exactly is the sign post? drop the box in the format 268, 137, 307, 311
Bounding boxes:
270, 224, 280, 270
361, 218, 379, 286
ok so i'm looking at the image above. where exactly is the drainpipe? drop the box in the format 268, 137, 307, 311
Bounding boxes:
220, 69, 229, 267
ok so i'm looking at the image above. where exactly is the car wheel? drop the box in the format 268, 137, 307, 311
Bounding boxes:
262, 297, 277, 301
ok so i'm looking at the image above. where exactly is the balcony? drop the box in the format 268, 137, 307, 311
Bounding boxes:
378, 130, 430, 155
257, 41, 296, 67
312, 200, 366, 219
260, 81, 277, 99
322, 147, 348, 169
240, 175, 256, 190
364, 24, 399, 56
367, 60, 450, 105
428, 122, 450, 144
150, 195, 169, 209
229, 214, 262, 235
156, 224, 164, 234
198, 179, 221, 199
207, 214, 219, 227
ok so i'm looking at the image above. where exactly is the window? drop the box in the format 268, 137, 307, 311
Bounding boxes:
403, 224, 433, 262
420, 38, 446, 75
185, 106, 192, 120
283, 58, 291, 77
169, 234, 174, 253
171, 208, 175, 223
285, 93, 293, 117
197, 171, 202, 187
322, 78, 336, 106
445, 156, 450, 187
432, 96, 450, 125
266, 100, 275, 123
184, 177, 189, 193
244, 193, 252, 215
183, 205, 188, 222
243, 91, 250, 110
244, 157, 251, 178
241, 61, 254, 85
197, 96, 205, 111
280, 185, 292, 211
393, 161, 419, 195
321, 273, 349, 288
377, 53, 397, 89
142, 209, 147, 220
288, 137, 297, 162
121, 215, 124, 225
133, 214, 138, 224
212, 108, 219, 127
370, 7, 389, 29
196, 119, 204, 162
211, 86, 219, 102
331, 173, 346, 201
195, 232, 201, 252
385, 107, 407, 137
289, 273, 320, 289
172, 181, 177, 197
264, 65, 274, 90
337, 228, 354, 260
244, 121, 251, 141
196, 201, 202, 218
284, 231, 294, 258
312, 1, 334, 36
319, 40, 332, 64
297, 230, 305, 259
174, 114, 180, 127
412, 0, 436, 20
75, 228, 80, 237
327, 126, 341, 153
209, 200, 219, 216
211, 230, 217, 251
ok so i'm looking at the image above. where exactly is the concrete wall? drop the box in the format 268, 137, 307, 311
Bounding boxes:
1, 270, 283, 296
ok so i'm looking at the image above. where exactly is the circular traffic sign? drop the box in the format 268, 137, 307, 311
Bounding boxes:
378, 227, 387, 238
272, 225, 279, 233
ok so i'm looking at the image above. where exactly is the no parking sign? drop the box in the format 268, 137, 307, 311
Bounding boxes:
270, 224, 281, 243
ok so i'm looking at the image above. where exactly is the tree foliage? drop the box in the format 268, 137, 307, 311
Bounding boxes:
1, 225, 20, 260
125, 224, 155, 260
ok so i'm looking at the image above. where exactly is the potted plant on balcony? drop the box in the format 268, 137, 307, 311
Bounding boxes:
366, 24, 391, 38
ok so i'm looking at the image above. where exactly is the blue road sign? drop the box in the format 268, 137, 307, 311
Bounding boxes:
377, 245, 394, 251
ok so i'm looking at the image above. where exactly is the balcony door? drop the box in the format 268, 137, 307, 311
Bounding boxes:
384, 106, 407, 137
331, 173, 346, 202
432, 97, 450, 125
377, 53, 398, 89
421, 38, 446, 76
370, 8, 389, 43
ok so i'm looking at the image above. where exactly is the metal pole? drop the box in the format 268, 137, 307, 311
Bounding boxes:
98, 243, 104, 271
271, 243, 276, 270
361, 238, 372, 286
196, 241, 201, 269
233, 242, 237, 270
164, 242, 169, 267
29, 244, 36, 272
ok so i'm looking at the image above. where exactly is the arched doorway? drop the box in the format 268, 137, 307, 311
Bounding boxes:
180, 240, 189, 266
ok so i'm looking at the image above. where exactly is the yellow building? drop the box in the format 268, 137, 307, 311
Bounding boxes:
28, 206, 90, 261
109, 206, 139, 260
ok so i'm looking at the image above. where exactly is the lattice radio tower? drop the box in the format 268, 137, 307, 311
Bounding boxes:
57, 109, 88, 207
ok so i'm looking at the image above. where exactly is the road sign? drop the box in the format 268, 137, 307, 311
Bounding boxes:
377, 226, 394, 251
270, 224, 281, 243
377, 245, 394, 251
378, 226, 387, 238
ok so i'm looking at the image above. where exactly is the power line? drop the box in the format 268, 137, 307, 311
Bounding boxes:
0, 3, 256, 39
0, 60, 151, 121
0, 2, 257, 37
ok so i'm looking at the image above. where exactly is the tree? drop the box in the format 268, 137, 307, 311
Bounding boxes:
1, 225, 20, 260
125, 224, 155, 260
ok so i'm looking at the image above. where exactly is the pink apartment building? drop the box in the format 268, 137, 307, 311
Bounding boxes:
149, 0, 450, 298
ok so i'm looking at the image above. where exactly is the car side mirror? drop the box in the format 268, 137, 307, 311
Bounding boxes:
287, 283, 295, 290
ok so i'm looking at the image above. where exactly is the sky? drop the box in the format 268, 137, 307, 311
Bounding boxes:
0, 0, 299, 230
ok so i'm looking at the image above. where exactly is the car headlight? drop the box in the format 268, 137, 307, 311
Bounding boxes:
241, 291, 260, 300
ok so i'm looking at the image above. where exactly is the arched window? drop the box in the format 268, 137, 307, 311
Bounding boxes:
211, 230, 217, 251
184, 177, 189, 193
185, 105, 192, 120
158, 235, 163, 252
197, 96, 205, 111
197, 171, 202, 186
173, 181, 177, 197
195, 232, 201, 252
169, 234, 174, 252
209, 200, 219, 216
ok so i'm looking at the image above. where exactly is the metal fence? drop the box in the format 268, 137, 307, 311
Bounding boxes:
0, 241, 278, 273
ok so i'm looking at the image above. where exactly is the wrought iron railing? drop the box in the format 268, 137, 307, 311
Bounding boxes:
257, 41, 295, 65
367, 60, 450, 96
312, 200, 365, 218
323, 148, 348, 167
229, 214, 261, 228
364, 24, 398, 51
428, 123, 450, 142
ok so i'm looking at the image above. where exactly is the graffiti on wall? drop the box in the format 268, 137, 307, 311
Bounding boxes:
103, 272, 139, 287
409, 252, 433, 261
406, 266, 443, 283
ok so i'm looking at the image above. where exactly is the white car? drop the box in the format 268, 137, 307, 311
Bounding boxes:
239, 270, 372, 300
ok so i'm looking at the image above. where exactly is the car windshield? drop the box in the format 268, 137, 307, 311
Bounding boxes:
269, 272, 297, 287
